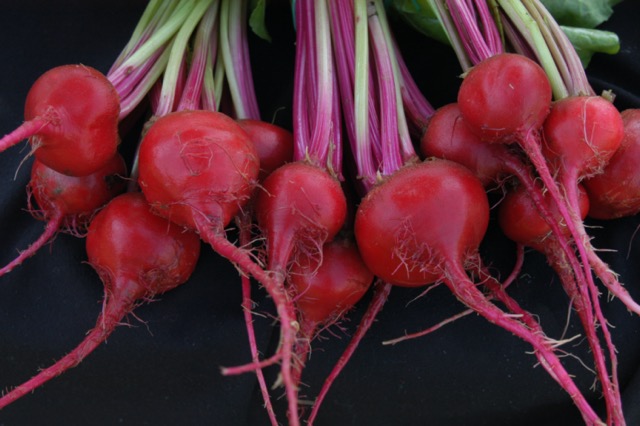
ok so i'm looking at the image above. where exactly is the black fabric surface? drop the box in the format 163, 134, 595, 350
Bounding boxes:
0, 1, 639, 425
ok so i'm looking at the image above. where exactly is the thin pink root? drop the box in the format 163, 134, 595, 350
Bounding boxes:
382, 245, 525, 346
501, 243, 525, 289
519, 133, 595, 298
507, 145, 623, 424
445, 260, 604, 426
0, 214, 63, 277
381, 308, 474, 346
292, 319, 317, 418
0, 116, 51, 153
239, 273, 279, 426
306, 281, 391, 426
237, 216, 279, 426
202, 229, 300, 426
0, 296, 132, 410
518, 135, 622, 424
221, 352, 283, 376
588, 248, 640, 315
561, 175, 624, 426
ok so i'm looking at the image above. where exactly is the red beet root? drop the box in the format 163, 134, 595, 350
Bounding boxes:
354, 159, 603, 424
499, 183, 590, 254
498, 183, 621, 426
138, 110, 259, 231
0, 153, 127, 277
237, 119, 294, 182
251, 160, 347, 424
255, 161, 347, 276
355, 160, 488, 287
137, 110, 301, 426
287, 237, 373, 408
420, 103, 509, 187
289, 238, 373, 325
0, 65, 120, 176
584, 108, 640, 219
0, 192, 201, 409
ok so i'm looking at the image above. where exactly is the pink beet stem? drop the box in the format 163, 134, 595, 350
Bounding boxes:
0, 280, 137, 410
0, 213, 63, 277
0, 116, 51, 154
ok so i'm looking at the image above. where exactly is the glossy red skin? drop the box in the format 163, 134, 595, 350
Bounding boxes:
542, 95, 624, 179
237, 119, 294, 181
86, 192, 201, 297
25, 65, 120, 176
137, 110, 260, 231
30, 153, 126, 225
255, 161, 347, 272
288, 239, 374, 324
354, 160, 490, 287
457, 53, 552, 144
420, 103, 508, 187
585, 109, 640, 219
498, 183, 590, 253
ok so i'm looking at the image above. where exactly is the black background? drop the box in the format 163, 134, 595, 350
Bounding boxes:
0, 1, 639, 425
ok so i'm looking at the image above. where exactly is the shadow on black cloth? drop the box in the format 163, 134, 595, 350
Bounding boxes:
0, 1, 638, 425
